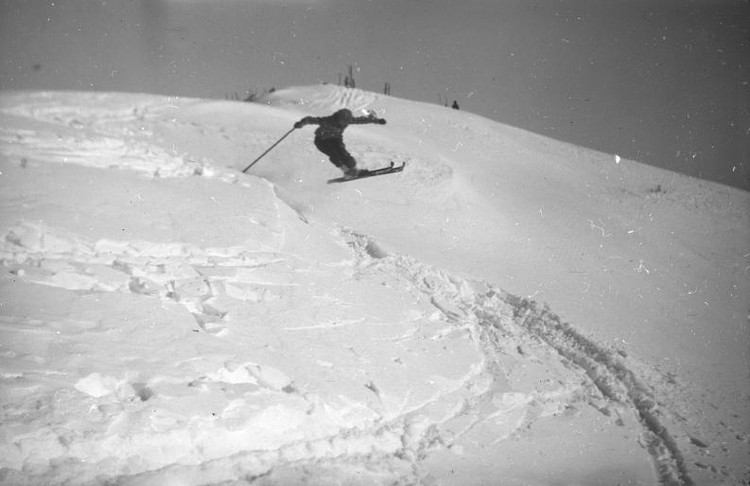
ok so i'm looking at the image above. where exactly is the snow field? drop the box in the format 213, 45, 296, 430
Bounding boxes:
1, 87, 747, 484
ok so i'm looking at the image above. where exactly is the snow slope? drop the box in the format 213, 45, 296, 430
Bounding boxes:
0, 86, 747, 485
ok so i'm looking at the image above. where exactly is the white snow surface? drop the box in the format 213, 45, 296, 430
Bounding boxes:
0, 86, 748, 485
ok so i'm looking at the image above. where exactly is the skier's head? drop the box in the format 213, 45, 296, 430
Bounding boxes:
333, 108, 353, 126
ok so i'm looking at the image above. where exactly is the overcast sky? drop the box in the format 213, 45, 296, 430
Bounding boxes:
1, 0, 748, 189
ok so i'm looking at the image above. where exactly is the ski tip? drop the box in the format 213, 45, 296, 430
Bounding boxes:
326, 162, 405, 184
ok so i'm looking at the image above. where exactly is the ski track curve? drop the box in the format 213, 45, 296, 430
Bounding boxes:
341, 230, 694, 486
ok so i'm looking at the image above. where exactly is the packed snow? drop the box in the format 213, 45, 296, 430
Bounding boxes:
0, 86, 748, 485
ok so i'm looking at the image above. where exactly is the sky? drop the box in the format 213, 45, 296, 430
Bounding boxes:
1, 0, 749, 190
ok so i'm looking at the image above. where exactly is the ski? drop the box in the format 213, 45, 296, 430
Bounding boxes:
327, 162, 406, 184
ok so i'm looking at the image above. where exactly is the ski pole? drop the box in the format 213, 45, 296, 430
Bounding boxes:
242, 126, 296, 174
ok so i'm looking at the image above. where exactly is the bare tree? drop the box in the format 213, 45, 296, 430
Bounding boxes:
344, 65, 356, 88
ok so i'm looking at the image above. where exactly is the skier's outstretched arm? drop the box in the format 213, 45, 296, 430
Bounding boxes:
294, 116, 324, 129
350, 115, 387, 126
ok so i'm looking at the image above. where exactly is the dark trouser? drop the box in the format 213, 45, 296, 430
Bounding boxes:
314, 137, 356, 171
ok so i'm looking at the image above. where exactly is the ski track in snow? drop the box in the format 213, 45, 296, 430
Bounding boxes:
352, 233, 693, 486
0, 91, 706, 485
261, 86, 378, 115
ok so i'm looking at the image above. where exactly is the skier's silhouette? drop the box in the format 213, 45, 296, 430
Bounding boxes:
294, 108, 387, 177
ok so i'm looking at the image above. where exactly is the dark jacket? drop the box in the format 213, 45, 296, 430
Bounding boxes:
294, 108, 386, 141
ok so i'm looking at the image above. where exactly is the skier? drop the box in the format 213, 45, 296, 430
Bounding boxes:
293, 108, 387, 178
